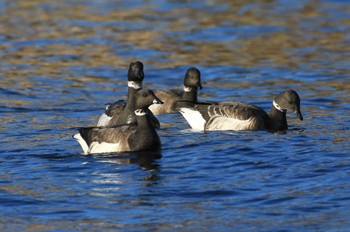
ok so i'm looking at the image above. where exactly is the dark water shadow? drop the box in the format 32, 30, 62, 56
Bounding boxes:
85, 150, 162, 171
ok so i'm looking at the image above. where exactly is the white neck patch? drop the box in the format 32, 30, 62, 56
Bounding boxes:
135, 109, 146, 116
128, 81, 142, 89
273, 100, 286, 112
183, 86, 192, 92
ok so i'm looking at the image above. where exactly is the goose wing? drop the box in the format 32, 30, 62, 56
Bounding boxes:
149, 89, 182, 115
208, 102, 267, 120
97, 100, 160, 129
176, 100, 218, 130
195, 101, 269, 131
154, 89, 182, 99
105, 100, 126, 117
97, 100, 126, 126
77, 125, 136, 154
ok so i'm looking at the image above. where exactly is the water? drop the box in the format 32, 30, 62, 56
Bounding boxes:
1, 0, 350, 231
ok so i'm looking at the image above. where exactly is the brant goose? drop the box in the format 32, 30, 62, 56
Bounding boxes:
177, 89, 303, 132
74, 89, 163, 154
148, 67, 202, 115
97, 61, 160, 128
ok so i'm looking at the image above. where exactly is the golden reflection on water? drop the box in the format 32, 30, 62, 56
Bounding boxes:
0, 0, 349, 108
1, 0, 349, 69
1, 2, 349, 230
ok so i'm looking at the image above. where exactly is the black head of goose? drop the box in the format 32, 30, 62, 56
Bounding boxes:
177, 89, 303, 132
148, 67, 202, 115
97, 61, 160, 128
74, 89, 163, 154
267, 89, 303, 131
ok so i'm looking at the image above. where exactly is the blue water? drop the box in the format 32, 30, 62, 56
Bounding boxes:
1, 0, 350, 231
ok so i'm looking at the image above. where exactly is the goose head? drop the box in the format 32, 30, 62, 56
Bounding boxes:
128, 61, 144, 89
135, 89, 164, 113
274, 89, 303, 120
184, 67, 202, 91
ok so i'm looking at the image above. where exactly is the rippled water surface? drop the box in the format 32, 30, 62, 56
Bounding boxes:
1, 0, 350, 231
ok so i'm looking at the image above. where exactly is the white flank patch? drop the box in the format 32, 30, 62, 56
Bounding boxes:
97, 113, 112, 127
89, 141, 121, 154
179, 107, 206, 131
73, 133, 89, 155
208, 116, 254, 131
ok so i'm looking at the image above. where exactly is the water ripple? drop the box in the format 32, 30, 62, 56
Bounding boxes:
1, 0, 350, 231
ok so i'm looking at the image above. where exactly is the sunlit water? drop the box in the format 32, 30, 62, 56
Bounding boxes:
1, 0, 350, 231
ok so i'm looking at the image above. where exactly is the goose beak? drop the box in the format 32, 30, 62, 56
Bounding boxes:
295, 109, 303, 121
198, 83, 203, 90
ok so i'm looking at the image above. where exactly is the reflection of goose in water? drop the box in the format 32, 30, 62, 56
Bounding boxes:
81, 151, 162, 195
92, 150, 162, 171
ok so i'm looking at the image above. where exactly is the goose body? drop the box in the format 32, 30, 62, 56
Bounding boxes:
178, 90, 303, 132
75, 89, 163, 154
97, 61, 160, 128
97, 100, 125, 127
179, 101, 268, 131
149, 67, 202, 115
148, 89, 182, 115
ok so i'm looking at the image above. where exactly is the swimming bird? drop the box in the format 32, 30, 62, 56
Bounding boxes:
74, 89, 163, 154
148, 67, 202, 115
97, 61, 160, 128
177, 89, 303, 132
